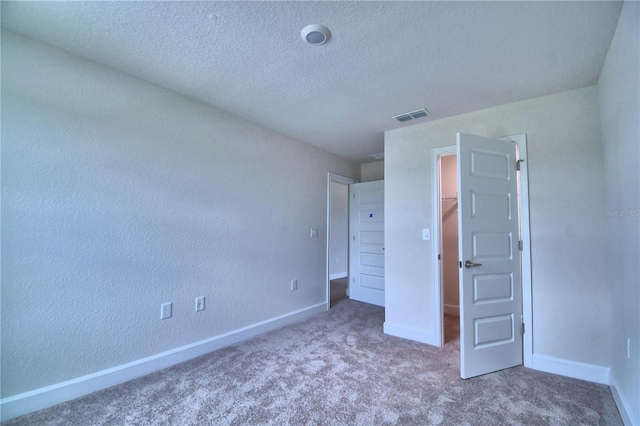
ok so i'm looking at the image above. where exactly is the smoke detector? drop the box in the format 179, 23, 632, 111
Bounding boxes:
301, 24, 331, 45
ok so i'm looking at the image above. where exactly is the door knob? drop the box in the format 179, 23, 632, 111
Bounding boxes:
464, 260, 482, 269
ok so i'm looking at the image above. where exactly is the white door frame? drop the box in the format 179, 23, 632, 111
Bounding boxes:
432, 134, 532, 368
432, 145, 457, 346
326, 173, 358, 310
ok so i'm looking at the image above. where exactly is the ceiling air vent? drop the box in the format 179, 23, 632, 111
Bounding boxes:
394, 114, 413, 122
393, 108, 431, 123
368, 152, 384, 160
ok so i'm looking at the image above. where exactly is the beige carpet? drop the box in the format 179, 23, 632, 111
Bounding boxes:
4, 299, 622, 425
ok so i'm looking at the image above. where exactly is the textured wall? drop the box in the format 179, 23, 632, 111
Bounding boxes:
0, 31, 359, 398
385, 86, 610, 367
598, 1, 640, 422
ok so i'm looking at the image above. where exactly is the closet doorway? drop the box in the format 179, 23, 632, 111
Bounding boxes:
326, 173, 356, 308
437, 152, 460, 344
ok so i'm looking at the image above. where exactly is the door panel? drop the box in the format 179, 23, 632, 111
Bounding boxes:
457, 133, 522, 379
472, 232, 513, 259
349, 180, 385, 307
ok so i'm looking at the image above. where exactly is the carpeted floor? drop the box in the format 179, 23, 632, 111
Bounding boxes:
4, 299, 622, 425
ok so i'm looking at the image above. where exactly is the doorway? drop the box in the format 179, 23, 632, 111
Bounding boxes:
433, 145, 457, 347
439, 153, 460, 344
326, 174, 357, 309
432, 134, 533, 372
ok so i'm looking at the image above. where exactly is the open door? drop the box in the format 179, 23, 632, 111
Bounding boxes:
349, 180, 385, 307
457, 133, 523, 379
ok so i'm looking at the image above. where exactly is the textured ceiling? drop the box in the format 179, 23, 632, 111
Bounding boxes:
1, 1, 623, 163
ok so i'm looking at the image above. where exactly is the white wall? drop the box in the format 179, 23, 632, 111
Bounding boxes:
329, 181, 349, 279
0, 31, 359, 399
384, 86, 610, 369
440, 155, 459, 315
598, 1, 640, 424
361, 161, 384, 182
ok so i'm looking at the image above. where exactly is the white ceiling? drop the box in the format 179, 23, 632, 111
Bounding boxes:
1, 1, 623, 163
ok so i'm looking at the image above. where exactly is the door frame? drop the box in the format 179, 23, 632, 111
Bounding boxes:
326, 173, 358, 310
432, 134, 532, 368
432, 145, 457, 346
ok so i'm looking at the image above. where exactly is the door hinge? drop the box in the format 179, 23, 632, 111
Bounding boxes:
459, 260, 462, 269
519, 240, 523, 251
438, 254, 441, 260
516, 159, 525, 171
521, 323, 525, 334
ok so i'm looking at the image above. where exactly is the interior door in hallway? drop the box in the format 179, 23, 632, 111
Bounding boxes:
457, 133, 523, 379
349, 180, 385, 307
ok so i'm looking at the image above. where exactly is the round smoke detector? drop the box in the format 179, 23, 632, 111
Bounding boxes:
301, 24, 331, 45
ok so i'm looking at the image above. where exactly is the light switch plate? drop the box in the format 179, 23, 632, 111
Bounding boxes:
161, 302, 172, 319
195, 296, 205, 312
422, 228, 430, 240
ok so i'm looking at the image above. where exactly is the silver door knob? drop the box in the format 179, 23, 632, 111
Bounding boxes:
464, 260, 482, 268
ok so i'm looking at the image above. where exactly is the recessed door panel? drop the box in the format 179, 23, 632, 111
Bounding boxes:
359, 209, 384, 223
361, 274, 384, 291
472, 192, 512, 220
473, 273, 513, 304
360, 188, 384, 204
470, 150, 511, 180
360, 231, 384, 246
474, 314, 514, 348
361, 253, 384, 268
472, 232, 512, 260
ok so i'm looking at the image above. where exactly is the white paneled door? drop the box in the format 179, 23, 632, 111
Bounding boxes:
349, 180, 385, 307
457, 133, 523, 379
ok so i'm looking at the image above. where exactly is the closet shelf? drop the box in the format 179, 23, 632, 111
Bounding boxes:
441, 194, 458, 201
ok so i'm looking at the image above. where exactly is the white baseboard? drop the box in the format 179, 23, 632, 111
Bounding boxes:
610, 373, 638, 426
531, 353, 610, 385
0, 303, 326, 422
329, 272, 347, 280
443, 304, 459, 316
383, 321, 438, 346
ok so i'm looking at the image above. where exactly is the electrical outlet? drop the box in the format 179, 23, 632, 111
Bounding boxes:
291, 279, 298, 291
310, 228, 318, 238
195, 296, 205, 312
161, 302, 172, 320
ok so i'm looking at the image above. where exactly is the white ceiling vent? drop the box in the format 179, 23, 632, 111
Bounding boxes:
393, 108, 431, 123
368, 152, 384, 160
